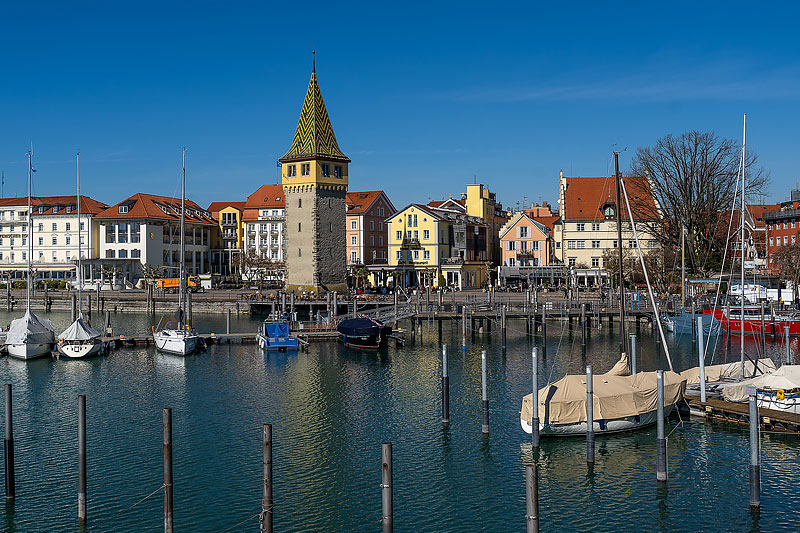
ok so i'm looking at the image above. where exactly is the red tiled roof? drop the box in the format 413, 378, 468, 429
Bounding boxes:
428, 198, 466, 210
207, 201, 246, 213
563, 176, 657, 221
0, 195, 108, 215
346, 190, 384, 214
94, 193, 215, 224
245, 184, 285, 210
532, 215, 560, 231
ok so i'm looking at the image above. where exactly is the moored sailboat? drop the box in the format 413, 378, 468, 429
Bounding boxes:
153, 148, 200, 356
5, 150, 55, 359
58, 152, 104, 358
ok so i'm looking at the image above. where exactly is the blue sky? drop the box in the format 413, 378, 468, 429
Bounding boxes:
1, 1, 799, 211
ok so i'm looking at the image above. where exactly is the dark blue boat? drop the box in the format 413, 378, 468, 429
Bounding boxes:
336, 317, 392, 349
257, 321, 299, 351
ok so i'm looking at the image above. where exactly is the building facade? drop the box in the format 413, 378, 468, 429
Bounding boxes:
93, 193, 216, 283
346, 190, 395, 266
280, 60, 348, 293
209, 201, 245, 276
243, 184, 286, 262
557, 172, 661, 271
385, 203, 488, 289
765, 189, 800, 272
464, 183, 508, 267
499, 212, 552, 267
0, 195, 107, 281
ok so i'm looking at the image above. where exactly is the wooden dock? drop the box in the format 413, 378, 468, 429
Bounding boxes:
683, 397, 800, 433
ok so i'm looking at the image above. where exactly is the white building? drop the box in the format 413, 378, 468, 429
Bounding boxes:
244, 184, 286, 262
93, 193, 216, 284
0, 195, 108, 282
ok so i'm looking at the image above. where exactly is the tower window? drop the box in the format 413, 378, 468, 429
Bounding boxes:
321, 164, 330, 177
287, 165, 297, 177
301, 163, 310, 176
298, 199, 302, 208
334, 165, 343, 178
298, 222, 302, 231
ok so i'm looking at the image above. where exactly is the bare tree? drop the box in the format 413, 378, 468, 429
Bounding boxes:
630, 131, 769, 276
773, 244, 800, 306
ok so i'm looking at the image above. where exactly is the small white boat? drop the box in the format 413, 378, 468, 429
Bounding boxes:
153, 315, 200, 356
6, 310, 56, 360
5, 152, 55, 360
58, 317, 104, 358
722, 365, 800, 415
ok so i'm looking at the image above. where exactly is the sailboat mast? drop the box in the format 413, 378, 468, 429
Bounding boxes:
26, 151, 32, 312
179, 148, 186, 321
614, 152, 626, 354
680, 224, 685, 309
740, 114, 747, 371
77, 152, 82, 317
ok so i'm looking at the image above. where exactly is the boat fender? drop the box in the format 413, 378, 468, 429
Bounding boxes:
777, 389, 785, 401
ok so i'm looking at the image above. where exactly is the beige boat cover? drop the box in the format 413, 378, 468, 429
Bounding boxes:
680, 358, 776, 384
521, 370, 685, 426
722, 365, 800, 402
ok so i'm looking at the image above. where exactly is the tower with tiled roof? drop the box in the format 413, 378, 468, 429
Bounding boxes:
280, 53, 349, 293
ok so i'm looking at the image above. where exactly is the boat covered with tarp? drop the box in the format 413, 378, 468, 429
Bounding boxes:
721, 365, 800, 414
520, 353, 686, 436
5, 310, 56, 359
257, 321, 299, 351
58, 317, 104, 358
336, 317, 392, 349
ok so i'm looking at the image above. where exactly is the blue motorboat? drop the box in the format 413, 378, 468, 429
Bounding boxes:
257, 321, 299, 351
661, 310, 720, 336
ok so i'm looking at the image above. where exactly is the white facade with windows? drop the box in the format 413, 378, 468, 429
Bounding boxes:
245, 208, 285, 261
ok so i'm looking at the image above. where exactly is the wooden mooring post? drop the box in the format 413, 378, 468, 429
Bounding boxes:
163, 408, 173, 533
78, 394, 87, 524
261, 423, 273, 533
381, 443, 393, 533
4, 384, 14, 501
525, 464, 540, 533
226, 309, 231, 334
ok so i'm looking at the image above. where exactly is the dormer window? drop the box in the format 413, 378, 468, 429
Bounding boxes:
119, 205, 129, 214
53, 206, 59, 214
38, 206, 44, 214
66, 206, 72, 213
602, 203, 615, 219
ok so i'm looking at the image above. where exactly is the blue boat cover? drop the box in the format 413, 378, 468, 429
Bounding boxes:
262, 322, 291, 337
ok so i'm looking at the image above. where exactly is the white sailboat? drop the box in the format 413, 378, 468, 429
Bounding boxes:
153, 148, 200, 356
58, 152, 104, 358
5, 150, 56, 359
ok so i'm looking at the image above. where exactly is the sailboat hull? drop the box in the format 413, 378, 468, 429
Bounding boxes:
520, 404, 676, 436
153, 330, 199, 356
57, 340, 104, 358
6, 342, 53, 360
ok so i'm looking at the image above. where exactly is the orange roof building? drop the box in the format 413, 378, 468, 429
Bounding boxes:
94, 193, 216, 279
242, 184, 286, 266
345, 190, 396, 266
556, 171, 662, 275
0, 195, 109, 278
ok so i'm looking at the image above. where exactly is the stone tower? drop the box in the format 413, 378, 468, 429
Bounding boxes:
280, 56, 349, 294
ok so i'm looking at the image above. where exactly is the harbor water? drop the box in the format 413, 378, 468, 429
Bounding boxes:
1, 311, 799, 531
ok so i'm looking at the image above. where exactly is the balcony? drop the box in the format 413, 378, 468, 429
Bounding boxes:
443, 257, 464, 265
764, 208, 800, 220
401, 237, 421, 247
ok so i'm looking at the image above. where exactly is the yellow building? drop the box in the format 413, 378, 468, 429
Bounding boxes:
208, 201, 246, 276
382, 203, 489, 289
464, 183, 508, 267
